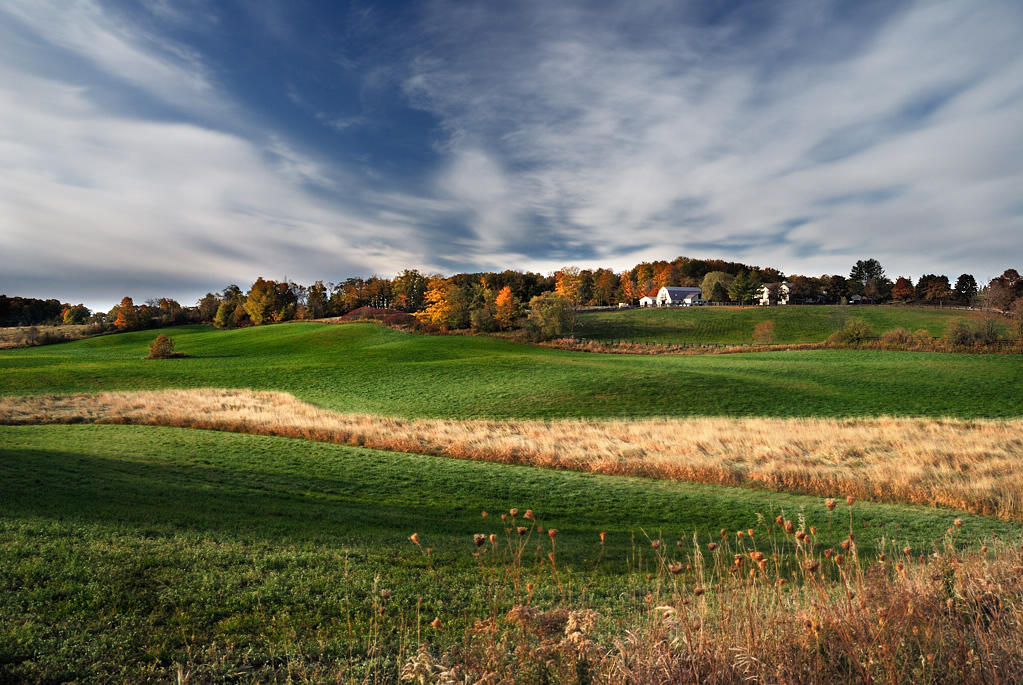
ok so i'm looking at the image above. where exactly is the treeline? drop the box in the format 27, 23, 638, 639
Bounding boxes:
5, 258, 1023, 342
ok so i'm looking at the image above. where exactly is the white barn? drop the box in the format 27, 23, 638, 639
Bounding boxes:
656, 286, 703, 306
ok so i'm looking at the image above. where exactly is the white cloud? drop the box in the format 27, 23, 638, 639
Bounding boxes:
0, 1, 440, 307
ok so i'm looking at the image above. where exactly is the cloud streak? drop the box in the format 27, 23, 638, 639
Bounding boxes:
405, 0, 1023, 278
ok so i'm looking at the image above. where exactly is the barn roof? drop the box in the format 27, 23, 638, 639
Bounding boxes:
660, 286, 701, 297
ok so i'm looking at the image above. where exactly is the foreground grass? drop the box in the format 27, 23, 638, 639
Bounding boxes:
575, 305, 1009, 345
2, 425, 1016, 681
1, 323, 1021, 418
6, 389, 1023, 520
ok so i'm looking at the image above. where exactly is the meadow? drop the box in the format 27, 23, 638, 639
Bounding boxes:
2, 424, 1018, 682
574, 304, 1007, 345
3, 321, 1023, 681
1, 322, 1021, 419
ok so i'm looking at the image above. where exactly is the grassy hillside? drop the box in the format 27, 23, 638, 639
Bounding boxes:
2, 424, 1014, 681
575, 305, 1008, 345
1, 322, 1020, 418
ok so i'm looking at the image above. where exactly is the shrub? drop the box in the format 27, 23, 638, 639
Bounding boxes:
828, 317, 872, 345
147, 334, 176, 359
945, 319, 1004, 348
879, 327, 913, 349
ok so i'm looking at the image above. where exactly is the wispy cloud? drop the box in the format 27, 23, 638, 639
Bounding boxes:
404, 0, 1023, 278
0, 0, 435, 306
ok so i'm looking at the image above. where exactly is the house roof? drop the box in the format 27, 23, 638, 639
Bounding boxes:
761, 282, 790, 292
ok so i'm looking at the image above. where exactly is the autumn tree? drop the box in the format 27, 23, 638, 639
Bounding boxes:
157, 298, 185, 325
420, 276, 469, 329
197, 293, 220, 322
494, 286, 519, 330
113, 297, 139, 330
524, 292, 575, 340
786, 276, 821, 304
244, 277, 279, 325
592, 269, 618, 306
61, 304, 90, 325
392, 269, 428, 312
924, 276, 953, 306
555, 267, 583, 307
653, 263, 679, 289
305, 281, 328, 319
620, 275, 640, 305
891, 277, 914, 302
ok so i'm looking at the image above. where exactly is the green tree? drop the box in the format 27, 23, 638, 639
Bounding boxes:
954, 274, 978, 305
849, 258, 886, 296
213, 301, 233, 329
700, 272, 734, 301
710, 281, 728, 303
728, 270, 760, 305
524, 292, 575, 340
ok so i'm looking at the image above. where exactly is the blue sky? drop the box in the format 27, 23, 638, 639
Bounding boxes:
1, 0, 1022, 308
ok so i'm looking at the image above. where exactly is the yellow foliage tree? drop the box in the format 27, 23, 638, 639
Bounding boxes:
555, 267, 582, 306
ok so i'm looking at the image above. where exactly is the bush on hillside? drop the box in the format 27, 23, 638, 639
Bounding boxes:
945, 318, 1005, 348
827, 318, 872, 345
147, 334, 176, 359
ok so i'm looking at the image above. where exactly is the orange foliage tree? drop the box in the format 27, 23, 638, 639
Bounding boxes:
494, 286, 518, 329
113, 297, 139, 330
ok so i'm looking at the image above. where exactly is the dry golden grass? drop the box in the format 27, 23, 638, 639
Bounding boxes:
5, 389, 1023, 520
404, 509, 1023, 684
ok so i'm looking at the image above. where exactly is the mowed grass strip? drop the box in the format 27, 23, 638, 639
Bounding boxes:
576, 304, 1009, 345
1, 322, 1020, 419
2, 424, 1017, 681
6, 389, 1023, 519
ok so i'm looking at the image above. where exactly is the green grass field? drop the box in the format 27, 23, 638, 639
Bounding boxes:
2, 424, 1014, 681
575, 304, 1008, 345
2, 322, 1021, 418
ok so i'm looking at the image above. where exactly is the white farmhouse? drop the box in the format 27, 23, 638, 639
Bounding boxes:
758, 282, 790, 305
638, 287, 659, 307
656, 286, 703, 306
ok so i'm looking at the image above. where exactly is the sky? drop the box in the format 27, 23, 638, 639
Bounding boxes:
1, 0, 1022, 310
